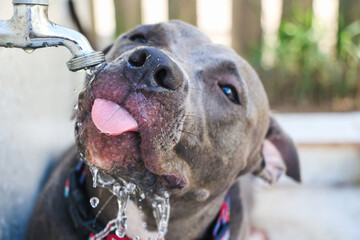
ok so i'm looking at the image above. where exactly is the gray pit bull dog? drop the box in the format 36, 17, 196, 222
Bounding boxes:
27, 20, 300, 240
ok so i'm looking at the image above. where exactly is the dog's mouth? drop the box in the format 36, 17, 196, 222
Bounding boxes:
75, 65, 189, 195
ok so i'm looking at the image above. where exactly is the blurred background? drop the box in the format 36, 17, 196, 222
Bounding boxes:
0, 0, 359, 239
68, 0, 360, 112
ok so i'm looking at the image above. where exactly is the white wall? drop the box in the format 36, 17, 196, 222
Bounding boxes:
0, 0, 85, 238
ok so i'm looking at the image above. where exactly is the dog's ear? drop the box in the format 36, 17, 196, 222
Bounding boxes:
254, 116, 301, 184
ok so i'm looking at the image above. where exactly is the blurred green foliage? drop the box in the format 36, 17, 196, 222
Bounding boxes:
253, 7, 360, 111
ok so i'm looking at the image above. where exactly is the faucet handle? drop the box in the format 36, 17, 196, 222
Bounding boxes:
13, 0, 49, 5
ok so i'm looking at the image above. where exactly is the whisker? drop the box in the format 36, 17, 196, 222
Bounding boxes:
180, 130, 200, 139
180, 130, 201, 146
177, 139, 201, 151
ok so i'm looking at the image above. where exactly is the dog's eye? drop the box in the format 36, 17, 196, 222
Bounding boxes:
129, 34, 148, 43
220, 85, 240, 104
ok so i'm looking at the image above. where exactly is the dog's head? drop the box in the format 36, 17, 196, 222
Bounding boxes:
76, 21, 300, 201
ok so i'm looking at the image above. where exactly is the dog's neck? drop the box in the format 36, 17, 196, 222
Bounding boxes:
84, 174, 228, 240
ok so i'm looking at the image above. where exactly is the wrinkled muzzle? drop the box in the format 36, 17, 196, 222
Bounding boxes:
75, 46, 191, 193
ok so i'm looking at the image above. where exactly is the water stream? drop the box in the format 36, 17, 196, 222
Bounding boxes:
153, 193, 170, 240
87, 164, 170, 240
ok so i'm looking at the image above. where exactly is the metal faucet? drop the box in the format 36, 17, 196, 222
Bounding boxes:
0, 0, 105, 71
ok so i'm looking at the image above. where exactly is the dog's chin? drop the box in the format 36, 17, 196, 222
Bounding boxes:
76, 116, 187, 195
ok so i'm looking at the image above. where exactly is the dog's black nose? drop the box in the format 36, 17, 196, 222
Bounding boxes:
128, 47, 183, 91
128, 49, 147, 67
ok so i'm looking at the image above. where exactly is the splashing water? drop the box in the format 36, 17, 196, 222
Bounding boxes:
85, 62, 108, 76
90, 171, 138, 240
114, 183, 135, 238
85, 67, 95, 76
153, 193, 170, 240
89, 165, 99, 188
87, 164, 171, 240
85, 62, 108, 86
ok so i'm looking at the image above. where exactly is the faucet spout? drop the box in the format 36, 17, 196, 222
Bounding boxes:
0, 1, 105, 71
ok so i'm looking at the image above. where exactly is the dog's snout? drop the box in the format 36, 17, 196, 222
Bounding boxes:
127, 48, 183, 91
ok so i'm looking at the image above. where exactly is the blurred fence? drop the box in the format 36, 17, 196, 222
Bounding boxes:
71, 0, 360, 112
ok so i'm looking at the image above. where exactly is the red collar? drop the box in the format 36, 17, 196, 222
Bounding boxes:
88, 233, 131, 240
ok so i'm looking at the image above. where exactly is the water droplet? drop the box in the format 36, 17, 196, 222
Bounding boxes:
133, 236, 140, 240
89, 165, 99, 188
112, 184, 121, 195
90, 197, 99, 208
115, 228, 126, 238
24, 48, 35, 54
126, 183, 136, 193
73, 104, 78, 110
98, 172, 115, 186
137, 186, 146, 201
85, 68, 94, 75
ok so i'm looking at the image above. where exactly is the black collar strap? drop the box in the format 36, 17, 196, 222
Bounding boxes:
64, 162, 103, 238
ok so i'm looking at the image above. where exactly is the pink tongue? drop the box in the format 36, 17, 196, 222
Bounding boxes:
91, 98, 138, 135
